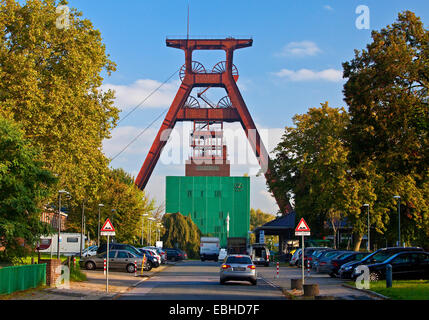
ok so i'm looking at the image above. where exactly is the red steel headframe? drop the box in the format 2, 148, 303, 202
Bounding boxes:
134, 38, 293, 215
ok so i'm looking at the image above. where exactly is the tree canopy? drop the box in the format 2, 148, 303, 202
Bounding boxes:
0, 116, 56, 261
0, 0, 119, 205
161, 212, 201, 258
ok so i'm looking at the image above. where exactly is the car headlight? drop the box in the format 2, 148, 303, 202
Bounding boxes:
344, 266, 352, 271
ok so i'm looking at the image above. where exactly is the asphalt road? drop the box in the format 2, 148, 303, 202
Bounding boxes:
118, 260, 286, 300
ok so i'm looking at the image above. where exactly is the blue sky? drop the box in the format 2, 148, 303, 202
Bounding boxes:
66, 0, 428, 214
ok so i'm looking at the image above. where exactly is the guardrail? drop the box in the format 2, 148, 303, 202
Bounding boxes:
0, 264, 46, 295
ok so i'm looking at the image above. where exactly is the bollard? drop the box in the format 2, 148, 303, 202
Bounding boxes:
73, 256, 76, 267
134, 260, 137, 277
103, 258, 106, 275
276, 262, 279, 279
386, 264, 392, 288
291, 278, 303, 290
303, 284, 319, 297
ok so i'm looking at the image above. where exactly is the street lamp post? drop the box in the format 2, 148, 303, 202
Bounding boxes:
57, 190, 69, 259
393, 196, 401, 247
142, 214, 148, 246
98, 203, 104, 247
363, 204, 370, 251
148, 218, 156, 246
80, 199, 86, 258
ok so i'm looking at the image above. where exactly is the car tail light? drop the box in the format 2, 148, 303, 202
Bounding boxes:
178, 253, 182, 256
308, 257, 312, 261
247, 265, 256, 270
332, 261, 338, 267
222, 264, 231, 269
320, 262, 326, 265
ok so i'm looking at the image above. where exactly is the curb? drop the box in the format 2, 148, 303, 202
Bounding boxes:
341, 284, 390, 300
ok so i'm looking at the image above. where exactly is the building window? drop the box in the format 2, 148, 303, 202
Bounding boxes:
215, 190, 222, 197
187, 190, 192, 198
201, 191, 204, 197
219, 211, 223, 219
67, 237, 78, 243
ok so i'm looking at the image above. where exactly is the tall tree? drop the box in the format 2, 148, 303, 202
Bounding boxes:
161, 212, 201, 259
249, 208, 276, 247
343, 11, 429, 248
0, 117, 56, 261
0, 0, 119, 206
270, 103, 380, 250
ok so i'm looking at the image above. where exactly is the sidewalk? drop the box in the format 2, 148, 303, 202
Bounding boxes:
6, 264, 170, 300
257, 264, 379, 300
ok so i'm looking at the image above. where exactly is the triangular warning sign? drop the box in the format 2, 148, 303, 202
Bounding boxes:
295, 218, 310, 232
101, 218, 115, 232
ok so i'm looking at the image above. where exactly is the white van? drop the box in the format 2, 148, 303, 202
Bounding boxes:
200, 237, 220, 261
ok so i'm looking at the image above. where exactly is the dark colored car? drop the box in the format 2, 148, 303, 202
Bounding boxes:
138, 248, 160, 269
351, 251, 429, 281
97, 243, 141, 256
339, 247, 424, 279
164, 248, 187, 261
297, 247, 330, 267
329, 252, 371, 277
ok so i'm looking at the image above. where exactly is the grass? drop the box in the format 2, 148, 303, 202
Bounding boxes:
348, 280, 429, 300
370, 280, 429, 300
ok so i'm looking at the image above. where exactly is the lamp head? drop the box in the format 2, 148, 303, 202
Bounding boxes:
98, 203, 104, 207
393, 195, 401, 199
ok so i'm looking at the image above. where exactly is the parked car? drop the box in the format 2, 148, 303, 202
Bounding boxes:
297, 247, 330, 267
141, 247, 162, 266
289, 249, 302, 266
339, 247, 424, 279
250, 243, 270, 267
97, 243, 141, 256
138, 248, 160, 268
82, 245, 98, 257
310, 248, 336, 268
218, 248, 227, 262
80, 250, 144, 273
314, 251, 352, 273
329, 252, 371, 277
351, 251, 429, 281
164, 248, 187, 261
220, 255, 257, 285
311, 250, 347, 272
146, 246, 167, 264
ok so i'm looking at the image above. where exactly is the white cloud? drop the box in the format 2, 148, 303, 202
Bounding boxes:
277, 41, 322, 57
324, 5, 334, 11
273, 68, 343, 82
101, 79, 179, 111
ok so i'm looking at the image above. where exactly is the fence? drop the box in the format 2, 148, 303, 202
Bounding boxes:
0, 264, 46, 295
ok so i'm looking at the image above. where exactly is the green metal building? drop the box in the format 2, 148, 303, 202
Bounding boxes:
165, 176, 250, 247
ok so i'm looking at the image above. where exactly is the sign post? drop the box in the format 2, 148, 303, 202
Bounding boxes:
100, 218, 116, 293
295, 218, 311, 285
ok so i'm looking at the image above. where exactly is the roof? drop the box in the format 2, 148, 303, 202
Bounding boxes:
253, 212, 296, 236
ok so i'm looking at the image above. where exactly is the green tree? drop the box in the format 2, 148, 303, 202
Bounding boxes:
161, 212, 201, 259
270, 103, 380, 250
0, 0, 119, 207
343, 11, 429, 248
249, 208, 276, 245
66, 168, 155, 246
0, 117, 56, 261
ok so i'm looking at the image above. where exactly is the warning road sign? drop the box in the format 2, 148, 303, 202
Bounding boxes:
295, 218, 310, 236
101, 218, 115, 236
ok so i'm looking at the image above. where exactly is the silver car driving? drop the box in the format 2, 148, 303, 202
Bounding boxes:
220, 254, 257, 285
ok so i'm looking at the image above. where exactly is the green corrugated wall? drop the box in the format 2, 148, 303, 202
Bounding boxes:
166, 176, 250, 247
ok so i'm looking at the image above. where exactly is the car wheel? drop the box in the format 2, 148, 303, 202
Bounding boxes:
127, 264, 136, 273
370, 272, 380, 282
144, 262, 152, 272
85, 261, 96, 270
220, 279, 225, 285
250, 279, 257, 286
329, 272, 336, 278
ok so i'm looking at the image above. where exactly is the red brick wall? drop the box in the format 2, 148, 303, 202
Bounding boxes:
39, 259, 62, 287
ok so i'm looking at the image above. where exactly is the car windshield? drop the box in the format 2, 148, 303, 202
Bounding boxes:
337, 253, 354, 260
226, 256, 252, 264
325, 251, 340, 258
